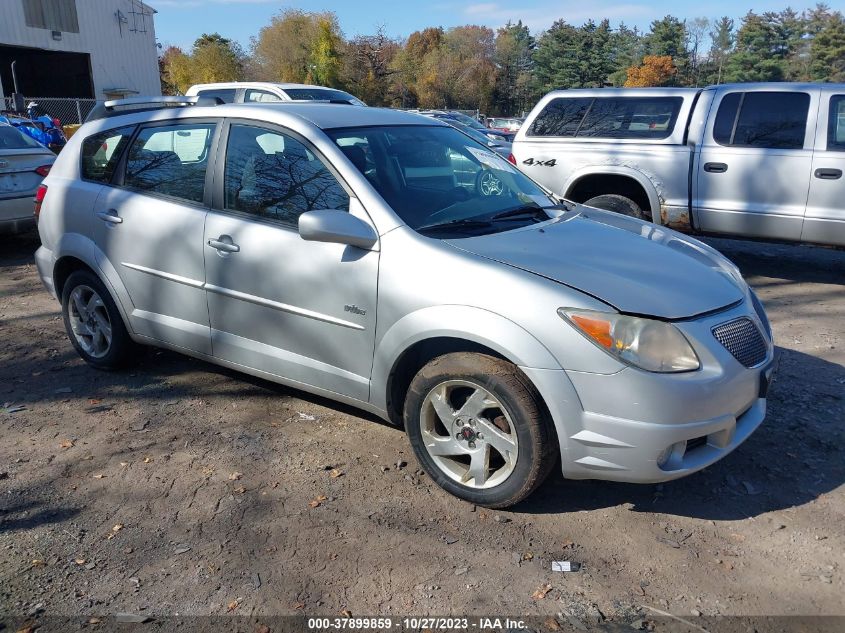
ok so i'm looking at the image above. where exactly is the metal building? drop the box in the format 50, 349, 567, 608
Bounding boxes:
0, 0, 161, 101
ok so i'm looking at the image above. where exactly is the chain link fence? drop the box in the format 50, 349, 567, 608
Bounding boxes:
2, 96, 98, 125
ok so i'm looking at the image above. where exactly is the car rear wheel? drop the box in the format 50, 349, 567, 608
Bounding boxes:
584, 194, 650, 221
403, 353, 557, 508
61, 270, 134, 370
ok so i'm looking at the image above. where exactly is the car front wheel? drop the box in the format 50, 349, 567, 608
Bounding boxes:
404, 353, 557, 508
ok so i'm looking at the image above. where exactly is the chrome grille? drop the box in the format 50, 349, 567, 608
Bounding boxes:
712, 318, 768, 368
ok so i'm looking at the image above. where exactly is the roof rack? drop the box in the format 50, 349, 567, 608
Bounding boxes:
85, 95, 222, 122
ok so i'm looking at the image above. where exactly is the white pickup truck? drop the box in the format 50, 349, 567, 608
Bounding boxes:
512, 83, 845, 247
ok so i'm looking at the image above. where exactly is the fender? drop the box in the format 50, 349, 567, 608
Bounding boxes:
564, 164, 664, 225
370, 304, 563, 412
53, 232, 137, 336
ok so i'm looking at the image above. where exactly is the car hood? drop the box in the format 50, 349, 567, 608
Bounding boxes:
445, 208, 745, 320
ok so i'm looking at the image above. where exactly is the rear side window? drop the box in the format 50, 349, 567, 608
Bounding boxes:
527, 98, 592, 137
124, 122, 215, 204
713, 92, 809, 149
197, 88, 237, 103
827, 95, 845, 151
245, 89, 282, 103
528, 97, 682, 139
80, 126, 134, 183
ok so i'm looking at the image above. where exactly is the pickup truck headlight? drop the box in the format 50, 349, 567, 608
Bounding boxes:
559, 309, 700, 373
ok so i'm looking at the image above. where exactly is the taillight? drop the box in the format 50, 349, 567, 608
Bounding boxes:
34, 185, 48, 222
35, 165, 51, 177
507, 153, 517, 166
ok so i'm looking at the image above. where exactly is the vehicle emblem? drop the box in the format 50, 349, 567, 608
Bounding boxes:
344, 304, 367, 316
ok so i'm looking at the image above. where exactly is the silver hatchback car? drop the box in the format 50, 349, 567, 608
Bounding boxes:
35, 98, 775, 508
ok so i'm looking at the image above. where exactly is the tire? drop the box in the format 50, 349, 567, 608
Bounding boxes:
403, 352, 558, 508
61, 269, 134, 370
584, 194, 650, 221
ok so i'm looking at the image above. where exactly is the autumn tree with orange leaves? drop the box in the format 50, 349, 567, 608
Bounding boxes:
624, 55, 677, 87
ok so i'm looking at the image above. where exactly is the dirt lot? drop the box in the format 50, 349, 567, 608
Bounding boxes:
1, 230, 843, 630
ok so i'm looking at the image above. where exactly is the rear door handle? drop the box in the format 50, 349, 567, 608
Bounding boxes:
703, 162, 728, 173
207, 236, 240, 253
96, 209, 122, 224
814, 168, 842, 180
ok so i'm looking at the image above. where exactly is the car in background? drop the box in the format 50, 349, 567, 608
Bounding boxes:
487, 117, 524, 135
417, 114, 512, 157
418, 110, 510, 142
0, 123, 54, 233
186, 82, 366, 106
0, 112, 67, 153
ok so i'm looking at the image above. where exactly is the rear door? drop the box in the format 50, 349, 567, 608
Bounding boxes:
92, 119, 220, 354
695, 88, 819, 240
803, 90, 845, 246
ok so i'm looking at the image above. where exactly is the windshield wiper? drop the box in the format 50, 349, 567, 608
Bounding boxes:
489, 205, 552, 221
416, 217, 494, 233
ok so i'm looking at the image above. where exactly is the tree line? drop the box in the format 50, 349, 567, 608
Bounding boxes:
159, 4, 845, 116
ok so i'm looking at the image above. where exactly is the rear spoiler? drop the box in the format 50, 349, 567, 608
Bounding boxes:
85, 95, 223, 122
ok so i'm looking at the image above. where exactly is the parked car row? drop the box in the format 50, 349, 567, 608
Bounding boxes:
33, 94, 774, 508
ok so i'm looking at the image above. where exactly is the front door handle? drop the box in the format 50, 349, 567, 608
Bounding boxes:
703, 162, 728, 173
207, 236, 240, 253
814, 168, 843, 180
96, 209, 122, 224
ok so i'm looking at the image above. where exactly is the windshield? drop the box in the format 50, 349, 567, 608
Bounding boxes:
328, 125, 555, 238
0, 125, 43, 149
284, 88, 365, 105
448, 121, 500, 146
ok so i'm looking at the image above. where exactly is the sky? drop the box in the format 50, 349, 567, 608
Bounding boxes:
149, 0, 843, 50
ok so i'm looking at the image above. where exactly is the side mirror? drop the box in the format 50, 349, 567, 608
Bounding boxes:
298, 209, 378, 249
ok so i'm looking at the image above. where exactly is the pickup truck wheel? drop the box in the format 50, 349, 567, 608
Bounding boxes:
403, 353, 557, 508
584, 194, 650, 221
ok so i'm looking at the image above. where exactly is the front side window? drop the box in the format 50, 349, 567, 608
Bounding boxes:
329, 125, 554, 238
283, 88, 365, 106
224, 124, 349, 226
124, 122, 215, 203
713, 92, 809, 149
245, 89, 283, 103
827, 95, 845, 151
197, 88, 236, 103
528, 97, 681, 139
80, 126, 134, 183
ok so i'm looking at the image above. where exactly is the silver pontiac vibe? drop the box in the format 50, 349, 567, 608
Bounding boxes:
34, 99, 775, 508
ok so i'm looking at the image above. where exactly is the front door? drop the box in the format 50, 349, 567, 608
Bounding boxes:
694, 89, 818, 241
204, 122, 379, 401
803, 92, 845, 247
93, 120, 218, 354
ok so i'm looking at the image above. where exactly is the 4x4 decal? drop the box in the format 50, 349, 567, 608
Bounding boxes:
522, 158, 557, 167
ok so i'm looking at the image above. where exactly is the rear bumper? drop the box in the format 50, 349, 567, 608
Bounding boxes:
0, 194, 36, 233
35, 244, 57, 298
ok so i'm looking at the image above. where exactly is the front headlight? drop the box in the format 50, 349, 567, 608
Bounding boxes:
559, 309, 700, 373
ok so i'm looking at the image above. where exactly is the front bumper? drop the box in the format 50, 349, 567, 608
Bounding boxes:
523, 301, 776, 484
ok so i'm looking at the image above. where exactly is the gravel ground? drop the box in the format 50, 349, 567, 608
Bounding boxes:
1, 230, 843, 631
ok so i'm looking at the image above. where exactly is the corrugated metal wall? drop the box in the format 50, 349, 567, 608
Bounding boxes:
0, 0, 160, 99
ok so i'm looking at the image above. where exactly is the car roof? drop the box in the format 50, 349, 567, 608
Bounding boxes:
94, 102, 447, 131
189, 82, 353, 92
